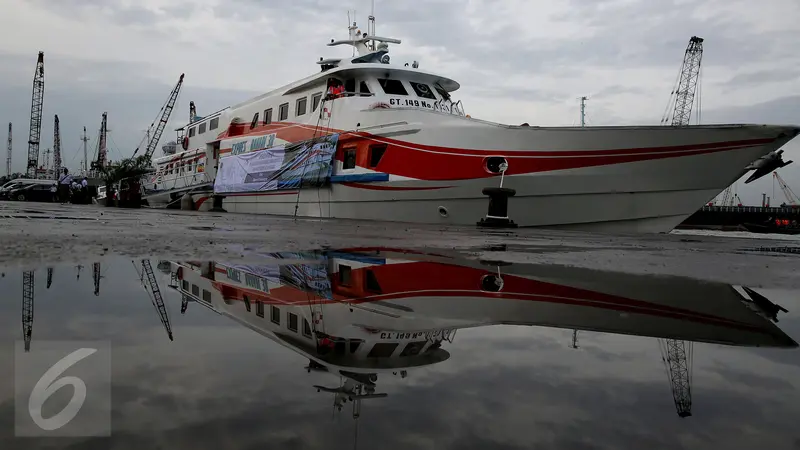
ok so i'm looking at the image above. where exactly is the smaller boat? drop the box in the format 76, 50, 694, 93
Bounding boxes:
743, 221, 800, 235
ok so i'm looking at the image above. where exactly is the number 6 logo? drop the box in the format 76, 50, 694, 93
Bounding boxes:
28, 348, 98, 431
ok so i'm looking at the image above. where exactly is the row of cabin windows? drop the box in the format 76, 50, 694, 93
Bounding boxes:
341, 144, 387, 171
163, 158, 200, 176
183, 280, 212, 302
249, 92, 326, 130
238, 298, 313, 338
188, 117, 220, 138
337, 264, 382, 293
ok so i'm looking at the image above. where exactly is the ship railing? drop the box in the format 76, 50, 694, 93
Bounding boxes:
433, 99, 465, 116
150, 170, 213, 191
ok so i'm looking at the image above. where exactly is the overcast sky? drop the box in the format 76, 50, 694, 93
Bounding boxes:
0, 0, 798, 204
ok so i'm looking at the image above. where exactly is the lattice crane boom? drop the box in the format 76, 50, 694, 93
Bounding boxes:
133, 74, 185, 160
774, 172, 799, 205
140, 259, 174, 341
22, 271, 34, 352
659, 339, 693, 417
53, 115, 61, 179
26, 52, 45, 178
661, 37, 703, 126
92, 112, 108, 170
6, 123, 11, 177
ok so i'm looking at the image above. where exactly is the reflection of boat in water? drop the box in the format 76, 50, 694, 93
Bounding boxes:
167, 248, 795, 405
743, 221, 800, 235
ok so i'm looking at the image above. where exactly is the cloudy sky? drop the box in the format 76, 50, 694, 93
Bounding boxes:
0, 0, 798, 204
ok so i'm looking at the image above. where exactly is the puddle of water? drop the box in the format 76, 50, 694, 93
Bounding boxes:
0, 247, 798, 449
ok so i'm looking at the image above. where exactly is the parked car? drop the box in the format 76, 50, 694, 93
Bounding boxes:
8, 183, 56, 202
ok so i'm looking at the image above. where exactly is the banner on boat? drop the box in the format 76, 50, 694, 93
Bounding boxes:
214, 134, 339, 193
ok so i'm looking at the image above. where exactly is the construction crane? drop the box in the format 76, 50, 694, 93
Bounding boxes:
656, 36, 700, 418
137, 259, 174, 341
661, 37, 703, 126
773, 172, 799, 206
6, 123, 11, 177
26, 52, 45, 178
91, 112, 108, 170
133, 74, 185, 160
22, 271, 34, 352
53, 115, 61, 179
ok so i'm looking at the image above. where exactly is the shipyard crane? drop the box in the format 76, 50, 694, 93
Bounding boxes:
137, 259, 174, 341
133, 74, 185, 160
656, 36, 700, 418
6, 123, 11, 177
53, 115, 61, 179
773, 172, 799, 206
661, 37, 703, 126
91, 112, 108, 170
22, 271, 34, 352
26, 52, 45, 178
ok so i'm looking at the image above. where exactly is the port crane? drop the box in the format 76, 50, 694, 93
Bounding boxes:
136, 259, 174, 341
773, 172, 799, 207
6, 123, 11, 177
133, 74, 185, 161
53, 115, 61, 179
26, 52, 45, 178
91, 113, 108, 170
658, 36, 701, 418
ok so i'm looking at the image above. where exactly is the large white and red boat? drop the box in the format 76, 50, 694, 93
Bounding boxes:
153, 13, 799, 232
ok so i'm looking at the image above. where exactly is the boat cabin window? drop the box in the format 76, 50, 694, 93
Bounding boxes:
192, 284, 200, 296
344, 78, 356, 94
296, 97, 307, 116
410, 82, 436, 99
198, 122, 207, 134
400, 341, 426, 357
243, 295, 251, 312
368, 343, 398, 358
359, 81, 371, 94
434, 84, 450, 101
210, 117, 219, 130
263, 108, 273, 125
364, 268, 382, 292
278, 103, 289, 121
250, 112, 259, 129
189, 127, 196, 137
182, 280, 189, 291
368, 145, 386, 169
378, 78, 408, 95
311, 93, 322, 111
288, 313, 299, 332
303, 319, 312, 338
256, 300, 264, 318
342, 149, 356, 170
349, 340, 362, 353
270, 305, 281, 324
202, 290, 211, 302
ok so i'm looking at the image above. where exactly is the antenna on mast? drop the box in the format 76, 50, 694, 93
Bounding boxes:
368, 0, 376, 51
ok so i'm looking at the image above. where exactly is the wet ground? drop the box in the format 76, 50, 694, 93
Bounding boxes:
0, 201, 799, 449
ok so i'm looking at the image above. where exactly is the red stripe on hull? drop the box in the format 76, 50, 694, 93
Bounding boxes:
341, 182, 454, 191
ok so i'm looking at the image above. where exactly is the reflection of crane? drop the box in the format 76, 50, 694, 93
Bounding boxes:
53, 115, 61, 180
92, 262, 101, 296
26, 52, 45, 178
661, 36, 703, 126
133, 74, 185, 160
658, 339, 693, 417
773, 171, 799, 206
137, 259, 174, 341
569, 330, 579, 349
46, 267, 53, 289
22, 271, 34, 352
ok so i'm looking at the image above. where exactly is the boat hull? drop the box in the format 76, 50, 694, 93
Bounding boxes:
217, 123, 797, 232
